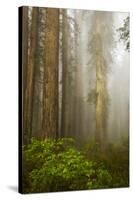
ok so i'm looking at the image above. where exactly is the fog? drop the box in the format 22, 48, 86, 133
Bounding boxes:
59, 10, 129, 143
26, 8, 129, 144
21, 7, 130, 192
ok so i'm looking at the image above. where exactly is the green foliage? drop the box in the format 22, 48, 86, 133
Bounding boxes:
117, 16, 129, 51
87, 89, 111, 105
23, 138, 115, 193
84, 139, 129, 188
87, 89, 97, 105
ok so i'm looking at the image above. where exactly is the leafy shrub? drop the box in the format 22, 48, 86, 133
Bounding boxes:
84, 139, 129, 188
23, 138, 113, 193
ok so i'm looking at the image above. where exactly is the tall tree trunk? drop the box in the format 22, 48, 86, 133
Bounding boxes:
24, 7, 39, 143
88, 12, 114, 148
94, 15, 108, 148
95, 41, 108, 146
61, 10, 69, 137
42, 8, 59, 138
31, 8, 46, 138
22, 7, 28, 145
73, 10, 83, 138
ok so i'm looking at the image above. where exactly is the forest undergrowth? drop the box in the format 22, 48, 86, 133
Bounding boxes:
22, 137, 129, 193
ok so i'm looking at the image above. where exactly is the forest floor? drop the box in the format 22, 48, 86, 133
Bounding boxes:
22, 137, 129, 194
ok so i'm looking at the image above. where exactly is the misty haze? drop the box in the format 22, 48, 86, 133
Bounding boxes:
20, 7, 129, 193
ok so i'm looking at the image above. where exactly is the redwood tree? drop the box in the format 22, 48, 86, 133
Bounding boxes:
42, 8, 59, 138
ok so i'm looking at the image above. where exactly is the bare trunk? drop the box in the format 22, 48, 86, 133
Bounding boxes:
74, 11, 83, 138
22, 7, 28, 144
42, 8, 59, 138
95, 33, 108, 147
24, 8, 38, 143
61, 10, 69, 137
